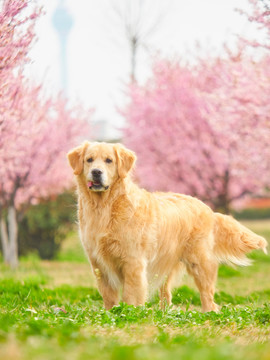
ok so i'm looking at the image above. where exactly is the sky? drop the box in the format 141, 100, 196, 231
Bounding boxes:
28, 0, 260, 139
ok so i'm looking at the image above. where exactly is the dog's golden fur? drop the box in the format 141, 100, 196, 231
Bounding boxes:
67, 141, 268, 312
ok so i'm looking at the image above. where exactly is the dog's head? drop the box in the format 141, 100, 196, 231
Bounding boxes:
67, 142, 136, 192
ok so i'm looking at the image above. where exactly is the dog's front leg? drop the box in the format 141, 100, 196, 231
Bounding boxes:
90, 259, 119, 310
122, 258, 147, 306
98, 279, 119, 310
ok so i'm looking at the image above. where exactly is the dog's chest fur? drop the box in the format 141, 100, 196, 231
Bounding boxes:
78, 195, 137, 286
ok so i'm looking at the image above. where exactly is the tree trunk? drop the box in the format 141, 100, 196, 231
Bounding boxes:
213, 197, 231, 215
213, 170, 231, 214
222, 169, 230, 214
7, 205, 19, 268
0, 214, 10, 264
221, 197, 230, 215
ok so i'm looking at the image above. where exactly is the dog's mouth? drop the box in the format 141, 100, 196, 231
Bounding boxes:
87, 181, 109, 191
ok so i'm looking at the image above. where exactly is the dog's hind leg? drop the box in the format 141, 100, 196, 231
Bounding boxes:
159, 262, 185, 309
185, 252, 219, 312
159, 273, 174, 309
183, 235, 219, 312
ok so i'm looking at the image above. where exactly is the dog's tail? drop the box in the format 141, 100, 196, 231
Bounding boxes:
213, 213, 268, 266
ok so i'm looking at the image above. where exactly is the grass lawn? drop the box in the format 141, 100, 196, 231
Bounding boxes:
0, 219, 270, 360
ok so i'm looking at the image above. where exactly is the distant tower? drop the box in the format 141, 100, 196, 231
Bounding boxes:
52, 0, 73, 91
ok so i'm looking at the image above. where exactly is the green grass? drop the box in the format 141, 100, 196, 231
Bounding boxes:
0, 277, 270, 360
0, 219, 270, 360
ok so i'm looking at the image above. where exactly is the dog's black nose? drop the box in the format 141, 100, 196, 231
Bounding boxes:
92, 169, 102, 177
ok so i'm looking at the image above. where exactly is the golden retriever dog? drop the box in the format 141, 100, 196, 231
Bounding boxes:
67, 141, 268, 312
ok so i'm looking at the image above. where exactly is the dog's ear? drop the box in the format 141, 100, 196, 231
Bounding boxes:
67, 142, 88, 175
114, 144, 136, 178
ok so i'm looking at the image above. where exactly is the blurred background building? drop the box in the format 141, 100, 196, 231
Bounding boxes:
52, 0, 74, 91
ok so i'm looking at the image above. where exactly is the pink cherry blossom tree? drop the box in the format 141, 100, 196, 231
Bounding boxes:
239, 0, 270, 50
123, 51, 270, 213
0, 0, 39, 73
0, 78, 91, 268
0, 1, 92, 267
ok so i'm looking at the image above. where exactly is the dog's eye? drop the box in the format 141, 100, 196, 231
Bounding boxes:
87, 158, 93, 163
105, 158, 112, 164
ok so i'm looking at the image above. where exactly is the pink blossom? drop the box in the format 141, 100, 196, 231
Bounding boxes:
122, 50, 270, 212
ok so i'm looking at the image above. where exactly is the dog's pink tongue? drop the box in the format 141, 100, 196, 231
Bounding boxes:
87, 181, 93, 188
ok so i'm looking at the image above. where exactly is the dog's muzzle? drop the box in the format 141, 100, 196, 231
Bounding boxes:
87, 169, 109, 191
